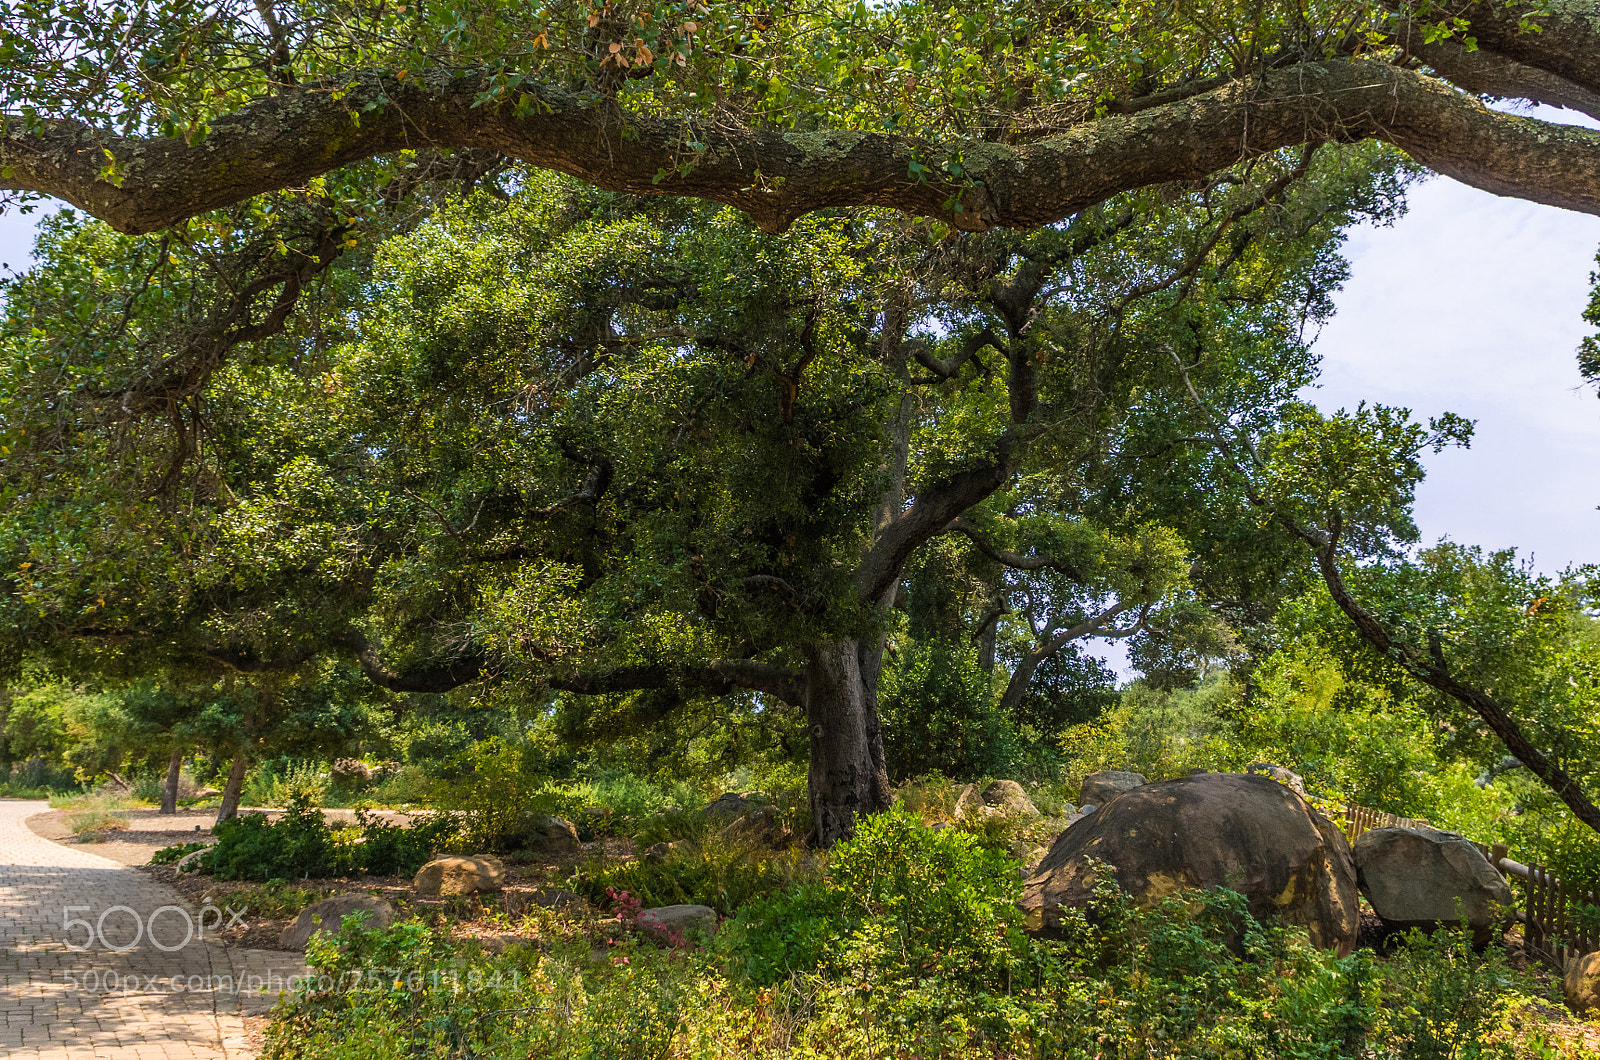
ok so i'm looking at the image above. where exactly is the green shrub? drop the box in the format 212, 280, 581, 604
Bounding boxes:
208, 795, 353, 881
199, 797, 450, 880
570, 830, 808, 916
129, 772, 166, 805
356, 809, 455, 877
724, 806, 1029, 989
244, 758, 331, 808
365, 764, 437, 806
0, 757, 80, 796
150, 840, 209, 864
447, 738, 542, 852
878, 638, 1021, 781
1376, 927, 1529, 1060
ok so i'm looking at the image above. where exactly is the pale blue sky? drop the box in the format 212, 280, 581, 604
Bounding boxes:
1309, 172, 1600, 577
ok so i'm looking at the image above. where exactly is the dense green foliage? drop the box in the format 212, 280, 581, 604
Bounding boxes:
200, 796, 451, 881
261, 813, 1577, 1060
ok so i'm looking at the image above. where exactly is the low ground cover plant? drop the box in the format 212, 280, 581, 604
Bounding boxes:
570, 829, 809, 916
260, 807, 1587, 1060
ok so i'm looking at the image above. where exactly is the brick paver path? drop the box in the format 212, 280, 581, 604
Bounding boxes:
0, 800, 305, 1059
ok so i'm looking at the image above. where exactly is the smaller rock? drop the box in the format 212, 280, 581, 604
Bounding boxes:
1079, 770, 1146, 806
928, 821, 953, 832
1245, 762, 1306, 795
480, 932, 524, 954
982, 780, 1041, 817
280, 895, 395, 950
1078, 803, 1097, 815
953, 784, 986, 817
1353, 827, 1513, 945
1058, 803, 1077, 817
330, 759, 373, 785
1563, 950, 1600, 1015
636, 904, 718, 943
174, 846, 213, 873
524, 815, 581, 856
414, 855, 506, 897
703, 792, 761, 822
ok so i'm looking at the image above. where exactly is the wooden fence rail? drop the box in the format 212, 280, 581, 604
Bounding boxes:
1337, 801, 1600, 969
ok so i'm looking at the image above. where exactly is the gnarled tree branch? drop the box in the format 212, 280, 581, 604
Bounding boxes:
5, 53, 1600, 237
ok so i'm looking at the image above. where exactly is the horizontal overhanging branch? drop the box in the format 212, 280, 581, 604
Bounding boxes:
4, 58, 1600, 235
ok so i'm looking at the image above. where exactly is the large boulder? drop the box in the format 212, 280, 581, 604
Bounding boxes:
1244, 762, 1306, 796
1563, 950, 1600, 1015
982, 780, 1041, 817
414, 855, 506, 897
1021, 773, 1359, 954
1079, 770, 1147, 806
280, 894, 395, 950
1353, 827, 1513, 945
636, 904, 719, 944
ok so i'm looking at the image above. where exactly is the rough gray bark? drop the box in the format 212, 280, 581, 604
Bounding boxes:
7, 45, 1600, 237
215, 752, 248, 824
160, 744, 182, 815
804, 640, 893, 846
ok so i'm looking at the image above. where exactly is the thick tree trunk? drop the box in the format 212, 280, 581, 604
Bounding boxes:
805, 639, 893, 846
215, 753, 248, 825
159, 744, 183, 815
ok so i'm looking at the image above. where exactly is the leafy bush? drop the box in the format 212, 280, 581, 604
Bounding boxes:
231, 881, 322, 920
365, 764, 437, 806
878, 638, 1021, 781
356, 809, 455, 877
129, 771, 167, 805
199, 797, 449, 880
244, 758, 331, 809
1376, 927, 1531, 1060
725, 806, 1029, 988
209, 797, 352, 881
446, 738, 543, 852
570, 830, 808, 916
